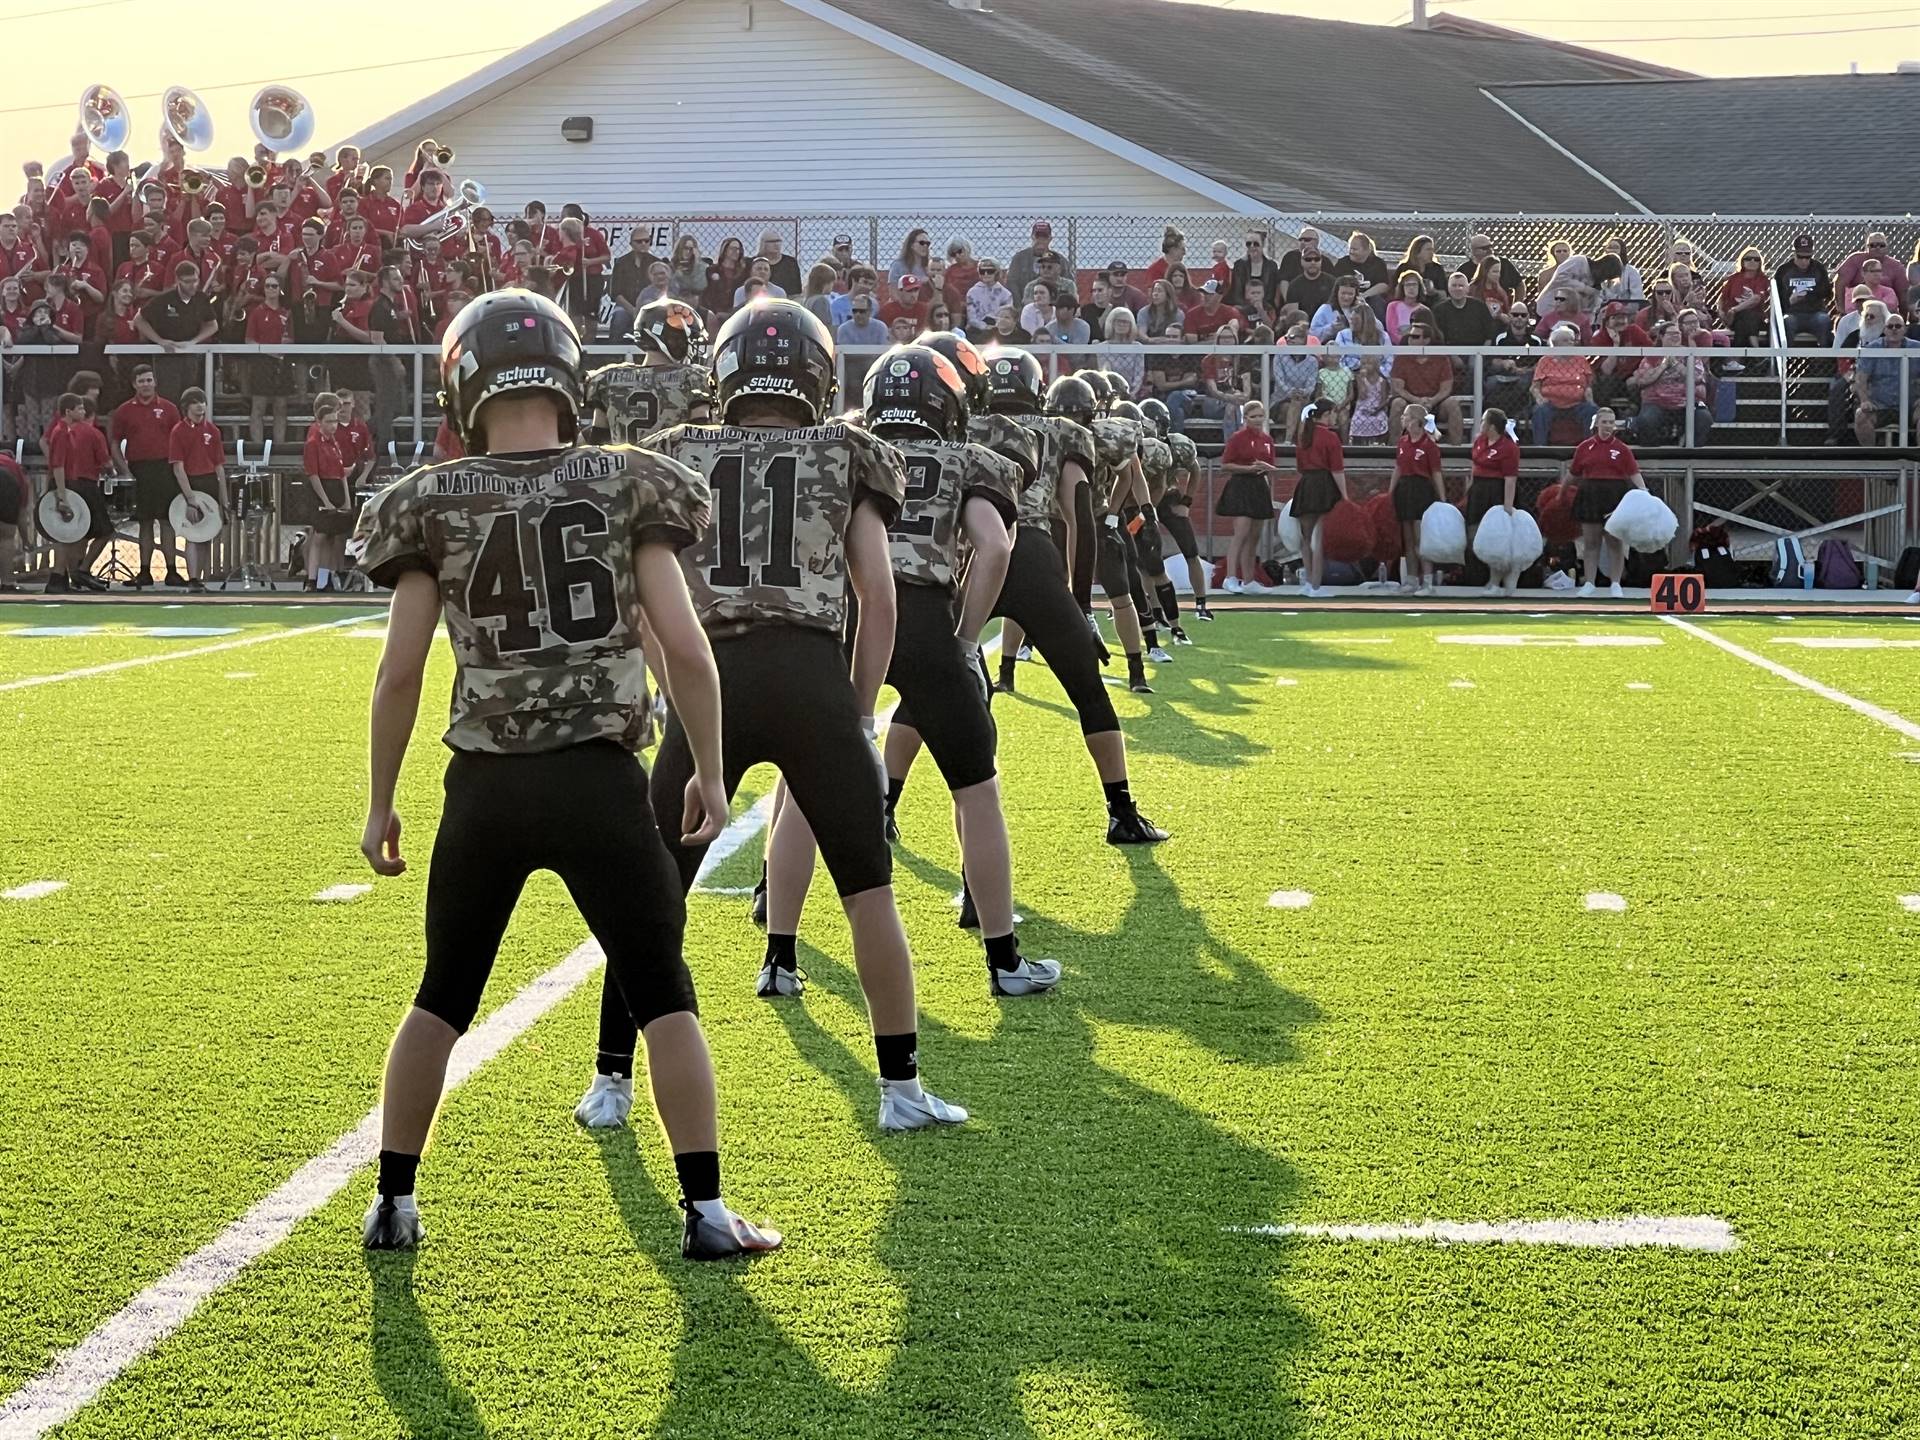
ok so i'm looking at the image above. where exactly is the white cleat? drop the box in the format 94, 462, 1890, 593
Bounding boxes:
756, 960, 805, 998
1221, 576, 1244, 594
990, 955, 1063, 997
878, 1078, 969, 1132
1907, 591, 1920, 605
1241, 581, 1274, 595
1017, 643, 1033, 661
363, 1193, 424, 1250
1578, 581, 1596, 598
575, 1072, 635, 1129
1147, 644, 1173, 663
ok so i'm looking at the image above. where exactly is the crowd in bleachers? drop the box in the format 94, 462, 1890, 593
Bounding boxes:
7, 126, 1920, 476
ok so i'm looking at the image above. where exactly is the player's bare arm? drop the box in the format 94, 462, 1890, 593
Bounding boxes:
634, 539, 727, 845
362, 567, 440, 876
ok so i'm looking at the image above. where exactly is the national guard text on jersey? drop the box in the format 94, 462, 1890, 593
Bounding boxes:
886, 439, 1022, 591
585, 361, 713, 446
353, 445, 709, 753
1009, 414, 1097, 529
647, 422, 908, 635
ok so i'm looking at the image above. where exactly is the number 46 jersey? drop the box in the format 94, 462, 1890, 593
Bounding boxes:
353, 446, 709, 754
645, 422, 907, 636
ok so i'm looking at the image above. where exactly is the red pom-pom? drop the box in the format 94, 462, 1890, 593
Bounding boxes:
1364, 491, 1401, 566
1537, 482, 1579, 542
1321, 498, 1374, 565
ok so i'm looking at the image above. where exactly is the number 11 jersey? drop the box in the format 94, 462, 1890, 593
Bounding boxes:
352, 445, 710, 754
645, 422, 907, 637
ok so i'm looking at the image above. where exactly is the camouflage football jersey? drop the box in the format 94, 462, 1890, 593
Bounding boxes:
585, 361, 712, 445
1009, 413, 1096, 529
1166, 431, 1201, 503
1140, 435, 1174, 501
1092, 415, 1144, 514
885, 438, 1023, 591
353, 446, 710, 754
646, 422, 907, 636
965, 411, 1041, 491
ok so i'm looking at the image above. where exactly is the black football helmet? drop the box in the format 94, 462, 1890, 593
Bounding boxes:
1101, 370, 1134, 406
1074, 369, 1113, 414
1112, 399, 1147, 428
710, 299, 837, 425
632, 298, 710, 366
1045, 374, 1099, 426
863, 344, 968, 442
915, 330, 990, 414
983, 347, 1047, 415
1137, 397, 1172, 437
438, 287, 584, 451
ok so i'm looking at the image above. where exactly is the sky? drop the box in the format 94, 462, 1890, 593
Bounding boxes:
4, 0, 1915, 187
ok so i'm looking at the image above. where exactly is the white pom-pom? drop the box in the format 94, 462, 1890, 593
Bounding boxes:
1604, 488, 1679, 553
1418, 500, 1465, 563
1473, 507, 1516, 569
1509, 508, 1544, 568
1277, 498, 1302, 553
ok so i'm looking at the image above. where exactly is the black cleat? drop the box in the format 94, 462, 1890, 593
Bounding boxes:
681, 1200, 783, 1261
1195, 603, 1214, 621
1170, 625, 1193, 645
884, 809, 900, 843
994, 667, 1017, 695
956, 884, 979, 931
44, 573, 71, 594
74, 572, 109, 592
750, 876, 768, 930
1107, 807, 1170, 845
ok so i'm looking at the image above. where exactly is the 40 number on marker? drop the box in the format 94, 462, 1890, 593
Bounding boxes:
1650, 573, 1708, 614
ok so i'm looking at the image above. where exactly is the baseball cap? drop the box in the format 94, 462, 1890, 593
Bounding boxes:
832, 232, 852, 246
1032, 220, 1052, 234
1106, 260, 1129, 273
900, 274, 922, 291
1794, 232, 1813, 253
1202, 279, 1222, 294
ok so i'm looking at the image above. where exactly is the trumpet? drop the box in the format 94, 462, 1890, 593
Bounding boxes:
246, 164, 269, 190
182, 170, 208, 196
420, 138, 454, 168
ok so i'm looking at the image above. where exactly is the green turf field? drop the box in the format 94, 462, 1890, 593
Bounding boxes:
3, 601, 1918, 1439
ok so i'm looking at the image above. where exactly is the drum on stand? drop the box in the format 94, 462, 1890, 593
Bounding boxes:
221, 469, 277, 591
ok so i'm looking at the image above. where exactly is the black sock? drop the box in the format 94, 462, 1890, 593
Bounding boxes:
673, 1149, 721, 1205
595, 1049, 634, 1076
984, 932, 1019, 972
1157, 581, 1181, 623
1142, 626, 1159, 649
1103, 778, 1134, 812
998, 654, 1016, 679
885, 776, 904, 813
378, 1149, 420, 1198
875, 1031, 918, 1082
1127, 652, 1146, 679
765, 933, 797, 971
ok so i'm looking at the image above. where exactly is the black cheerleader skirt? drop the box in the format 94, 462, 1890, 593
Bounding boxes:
1466, 475, 1510, 525
1391, 474, 1437, 523
1573, 477, 1630, 523
1292, 468, 1340, 520
1218, 472, 1275, 520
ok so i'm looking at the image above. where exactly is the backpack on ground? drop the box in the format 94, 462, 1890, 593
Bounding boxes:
1769, 536, 1807, 588
1894, 546, 1920, 591
1814, 537, 1863, 590
1691, 523, 1742, 590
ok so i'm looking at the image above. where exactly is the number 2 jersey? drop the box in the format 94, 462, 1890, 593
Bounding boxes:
642, 422, 907, 636
584, 360, 712, 445
352, 446, 709, 755
885, 439, 1023, 591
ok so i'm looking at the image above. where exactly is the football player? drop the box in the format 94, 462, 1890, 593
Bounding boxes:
1129, 397, 1195, 644
1071, 382, 1161, 693
584, 298, 713, 445
764, 343, 1059, 997
352, 289, 780, 1261
884, 348, 1169, 849
580, 300, 969, 1134
1151, 404, 1212, 623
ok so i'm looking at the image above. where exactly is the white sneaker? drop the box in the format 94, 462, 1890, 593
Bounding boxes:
1482, 581, 1501, 596
1578, 581, 1596, 598
1398, 579, 1417, 594
1609, 581, 1625, 599
1241, 581, 1273, 595
1906, 591, 1920, 605
363, 1193, 424, 1250
574, 1072, 634, 1129
1016, 644, 1033, 661
1148, 644, 1173, 663
878, 1078, 969, 1132
1417, 580, 1435, 596
756, 959, 805, 998
1221, 576, 1244, 594
990, 955, 1063, 997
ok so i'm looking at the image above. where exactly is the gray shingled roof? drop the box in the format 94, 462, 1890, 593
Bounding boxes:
824, 0, 1637, 212
1487, 76, 1920, 214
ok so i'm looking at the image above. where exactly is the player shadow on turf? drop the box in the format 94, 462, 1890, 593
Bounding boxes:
589, 843, 1318, 1439
364, 1250, 494, 1439
996, 686, 1272, 771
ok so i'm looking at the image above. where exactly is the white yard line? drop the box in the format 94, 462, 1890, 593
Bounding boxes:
0, 614, 379, 694
312, 884, 372, 904
2, 881, 67, 901
1230, 1215, 1738, 1253
1661, 616, 1920, 743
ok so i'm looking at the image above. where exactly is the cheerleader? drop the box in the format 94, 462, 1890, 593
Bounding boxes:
1389, 403, 1445, 594
1291, 400, 1349, 598
1569, 407, 1646, 599
1217, 399, 1280, 594
1466, 407, 1521, 595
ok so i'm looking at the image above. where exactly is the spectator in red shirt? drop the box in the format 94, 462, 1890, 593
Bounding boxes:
1836, 232, 1909, 304
1204, 239, 1232, 293
1216, 398, 1281, 593
166, 385, 223, 590
941, 238, 978, 318
432, 414, 463, 462
116, 231, 166, 302
357, 169, 403, 250
1591, 301, 1653, 410
1103, 261, 1148, 314
96, 278, 143, 357
1186, 281, 1243, 341
0, 274, 27, 340
302, 393, 352, 591
1569, 407, 1646, 597
1390, 402, 1447, 593
1388, 314, 1463, 442
326, 216, 380, 288
336, 390, 377, 488
45, 391, 114, 592
1533, 284, 1593, 343
0, 213, 44, 298
1143, 228, 1186, 287
36, 276, 86, 343
397, 170, 452, 247
1717, 247, 1772, 349
244, 273, 293, 447
110, 364, 186, 585
881, 274, 933, 331
323, 187, 363, 247
1529, 324, 1597, 445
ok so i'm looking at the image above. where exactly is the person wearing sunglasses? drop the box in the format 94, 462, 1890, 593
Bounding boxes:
1852, 312, 1919, 446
